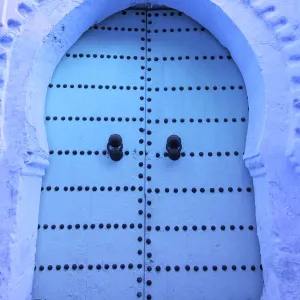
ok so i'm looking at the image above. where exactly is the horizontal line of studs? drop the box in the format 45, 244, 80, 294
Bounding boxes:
45, 116, 247, 123
145, 187, 252, 193
148, 56, 231, 61
34, 264, 262, 272
159, 151, 242, 157
65, 53, 231, 60
47, 84, 243, 91
147, 12, 185, 17
45, 116, 143, 122
151, 118, 247, 123
147, 225, 255, 231
40, 186, 252, 193
41, 186, 143, 192
37, 224, 255, 231
100, 11, 186, 17
122, 10, 146, 16
88, 26, 205, 32
38, 223, 142, 230
48, 150, 243, 157
148, 28, 206, 33
116, 11, 187, 17
35, 263, 142, 271
146, 264, 263, 272
89, 26, 144, 31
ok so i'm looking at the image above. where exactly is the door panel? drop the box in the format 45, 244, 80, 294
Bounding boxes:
33, 8, 263, 300
38, 192, 142, 224
147, 192, 257, 225
35, 229, 142, 263
46, 88, 144, 116
145, 154, 253, 187
42, 152, 143, 186
147, 91, 249, 119
44, 121, 143, 186
149, 271, 261, 300
147, 123, 249, 155
69, 11, 145, 56
33, 10, 146, 300
99, 9, 146, 28
50, 59, 144, 84
34, 270, 141, 300
144, 10, 263, 300
148, 60, 245, 87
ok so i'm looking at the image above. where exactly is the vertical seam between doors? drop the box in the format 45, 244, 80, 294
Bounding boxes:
143, 9, 148, 300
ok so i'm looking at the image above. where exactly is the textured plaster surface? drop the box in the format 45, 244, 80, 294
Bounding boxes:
0, 0, 300, 299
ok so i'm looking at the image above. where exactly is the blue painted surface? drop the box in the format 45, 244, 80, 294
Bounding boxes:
144, 10, 263, 300
33, 10, 146, 299
32, 9, 263, 300
1, 0, 300, 299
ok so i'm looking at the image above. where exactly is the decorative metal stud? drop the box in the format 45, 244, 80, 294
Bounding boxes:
107, 134, 123, 161
166, 135, 182, 160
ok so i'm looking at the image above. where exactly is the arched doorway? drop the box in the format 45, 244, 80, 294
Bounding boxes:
32, 7, 263, 300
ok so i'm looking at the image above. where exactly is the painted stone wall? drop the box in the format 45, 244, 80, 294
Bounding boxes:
0, 0, 300, 300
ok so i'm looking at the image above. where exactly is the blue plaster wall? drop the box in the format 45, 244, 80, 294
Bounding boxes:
0, 1, 300, 300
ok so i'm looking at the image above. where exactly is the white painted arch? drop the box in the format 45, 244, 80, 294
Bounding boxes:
0, 0, 300, 299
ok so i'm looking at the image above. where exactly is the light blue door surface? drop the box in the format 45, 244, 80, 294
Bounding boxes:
32, 9, 263, 300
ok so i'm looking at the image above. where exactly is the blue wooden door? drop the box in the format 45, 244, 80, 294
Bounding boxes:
32, 9, 263, 300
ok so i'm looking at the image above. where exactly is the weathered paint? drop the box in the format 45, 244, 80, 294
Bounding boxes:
0, 0, 299, 300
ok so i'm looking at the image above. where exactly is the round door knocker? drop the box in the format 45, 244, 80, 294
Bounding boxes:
107, 134, 123, 161
166, 135, 182, 161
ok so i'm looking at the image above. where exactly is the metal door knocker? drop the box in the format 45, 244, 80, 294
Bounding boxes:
166, 135, 182, 161
107, 134, 123, 161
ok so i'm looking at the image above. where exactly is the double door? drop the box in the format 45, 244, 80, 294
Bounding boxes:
33, 9, 263, 300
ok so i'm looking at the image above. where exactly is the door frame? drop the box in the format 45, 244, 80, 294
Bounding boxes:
0, 1, 299, 299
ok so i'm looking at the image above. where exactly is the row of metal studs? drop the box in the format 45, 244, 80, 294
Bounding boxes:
35, 263, 142, 271
37, 224, 256, 231
40, 186, 253, 192
88, 26, 206, 32
34, 264, 263, 272
38, 223, 140, 230
91, 10, 195, 18
120, 10, 190, 17
65, 54, 231, 60
48, 84, 244, 90
45, 116, 247, 122
48, 150, 243, 156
